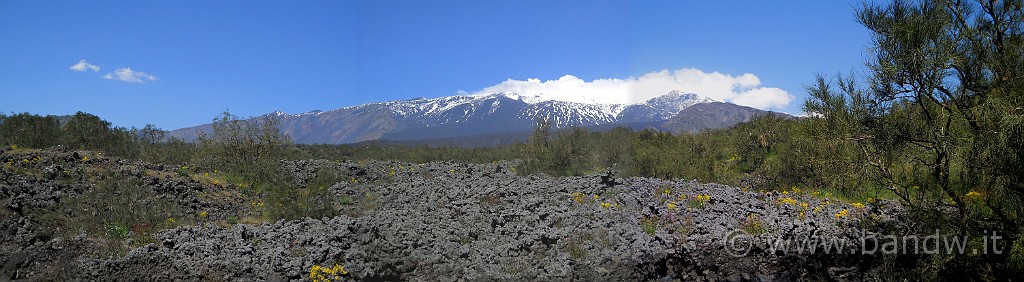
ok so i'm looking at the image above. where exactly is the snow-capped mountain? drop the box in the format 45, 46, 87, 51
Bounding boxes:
168, 90, 722, 144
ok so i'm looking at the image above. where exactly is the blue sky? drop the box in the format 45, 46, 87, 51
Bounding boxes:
0, 1, 870, 130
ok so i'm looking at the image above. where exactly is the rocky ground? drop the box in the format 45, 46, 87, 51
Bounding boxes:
1, 147, 906, 281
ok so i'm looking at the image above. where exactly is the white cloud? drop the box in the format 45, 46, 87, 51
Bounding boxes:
469, 68, 794, 110
69, 59, 100, 72
103, 67, 158, 83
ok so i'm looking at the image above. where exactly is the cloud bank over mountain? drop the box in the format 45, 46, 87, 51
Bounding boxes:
468, 68, 793, 110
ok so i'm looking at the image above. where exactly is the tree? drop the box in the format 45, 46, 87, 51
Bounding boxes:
199, 111, 291, 181
62, 112, 114, 150
0, 113, 62, 148
805, 0, 1023, 277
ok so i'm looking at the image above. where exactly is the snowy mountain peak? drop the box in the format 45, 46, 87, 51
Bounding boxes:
475, 90, 712, 106
171, 90, 723, 144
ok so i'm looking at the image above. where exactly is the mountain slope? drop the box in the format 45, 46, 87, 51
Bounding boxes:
660, 102, 786, 134
169, 91, 720, 144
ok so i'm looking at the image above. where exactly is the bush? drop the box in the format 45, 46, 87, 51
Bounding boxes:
264, 167, 344, 221
197, 111, 291, 182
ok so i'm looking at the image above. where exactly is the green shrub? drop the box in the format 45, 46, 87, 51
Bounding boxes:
264, 167, 344, 221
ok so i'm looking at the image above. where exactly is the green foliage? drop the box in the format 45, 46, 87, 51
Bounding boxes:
30, 173, 180, 257
175, 165, 191, 177
198, 111, 291, 182
0, 112, 62, 149
802, 0, 1024, 277
103, 222, 131, 240
641, 216, 658, 236
265, 167, 344, 221
290, 142, 516, 165
739, 214, 768, 235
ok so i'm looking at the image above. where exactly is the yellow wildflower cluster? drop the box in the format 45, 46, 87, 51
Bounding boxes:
350, 177, 359, 184
667, 202, 678, 210
851, 202, 866, 209
743, 213, 768, 234
10, 144, 17, 150
310, 264, 348, 282
778, 197, 798, 206
793, 201, 812, 219
834, 209, 849, 220
252, 201, 265, 208
965, 191, 982, 199
571, 192, 586, 203
689, 194, 711, 209
22, 156, 42, 165
571, 192, 619, 209
199, 211, 208, 218
82, 155, 89, 161
662, 187, 672, 195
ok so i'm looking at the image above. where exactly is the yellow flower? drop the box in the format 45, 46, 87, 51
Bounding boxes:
571, 192, 585, 203
199, 211, 208, 218
10, 144, 16, 150
662, 188, 671, 195
593, 194, 599, 200
834, 209, 849, 220
601, 202, 611, 209
667, 203, 677, 210
965, 191, 982, 198
331, 264, 348, 275
852, 202, 865, 209
800, 202, 809, 209
82, 156, 89, 161
777, 197, 798, 206
204, 172, 209, 177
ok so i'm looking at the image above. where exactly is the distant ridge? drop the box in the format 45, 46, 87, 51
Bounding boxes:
169, 91, 787, 145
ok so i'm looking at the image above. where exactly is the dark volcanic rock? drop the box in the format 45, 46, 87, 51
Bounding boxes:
1, 150, 905, 281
